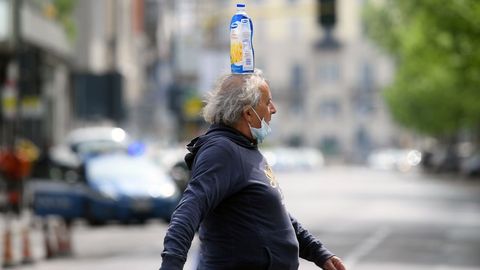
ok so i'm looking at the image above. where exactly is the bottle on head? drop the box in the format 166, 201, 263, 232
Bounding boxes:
230, 3, 254, 74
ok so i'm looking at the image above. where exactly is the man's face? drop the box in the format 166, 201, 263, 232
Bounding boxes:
251, 82, 277, 128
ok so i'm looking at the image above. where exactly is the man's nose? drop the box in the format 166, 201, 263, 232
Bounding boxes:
270, 102, 277, 114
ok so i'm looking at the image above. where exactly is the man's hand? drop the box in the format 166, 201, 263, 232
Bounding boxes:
323, 256, 346, 270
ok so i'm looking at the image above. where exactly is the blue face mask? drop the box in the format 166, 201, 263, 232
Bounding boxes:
248, 107, 272, 144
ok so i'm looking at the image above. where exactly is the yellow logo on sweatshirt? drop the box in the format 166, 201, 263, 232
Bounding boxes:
264, 164, 277, 188
264, 163, 285, 205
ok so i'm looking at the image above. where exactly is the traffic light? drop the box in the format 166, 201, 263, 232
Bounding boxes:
317, 0, 337, 28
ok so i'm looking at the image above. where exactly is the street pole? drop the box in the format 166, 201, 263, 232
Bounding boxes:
10, 0, 22, 148
11, 0, 23, 214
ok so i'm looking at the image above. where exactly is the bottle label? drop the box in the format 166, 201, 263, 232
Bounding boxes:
230, 21, 243, 66
241, 19, 253, 71
230, 15, 254, 74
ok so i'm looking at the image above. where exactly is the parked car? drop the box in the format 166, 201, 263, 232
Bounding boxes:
26, 153, 181, 225
48, 126, 130, 168
459, 150, 480, 177
30, 126, 134, 185
367, 148, 422, 172
261, 147, 325, 171
154, 146, 190, 191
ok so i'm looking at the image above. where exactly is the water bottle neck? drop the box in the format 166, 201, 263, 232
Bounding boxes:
236, 3, 246, 13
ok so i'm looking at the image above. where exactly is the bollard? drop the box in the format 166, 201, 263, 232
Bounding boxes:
21, 226, 33, 264
43, 216, 73, 258
0, 213, 4, 268
55, 219, 73, 257
30, 215, 47, 261
43, 216, 59, 259
20, 210, 33, 264
3, 225, 13, 267
3, 213, 22, 267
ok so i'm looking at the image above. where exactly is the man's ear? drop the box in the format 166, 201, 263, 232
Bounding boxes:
242, 107, 253, 122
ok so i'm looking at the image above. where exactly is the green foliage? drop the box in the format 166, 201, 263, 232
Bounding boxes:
53, 0, 77, 41
364, 0, 480, 136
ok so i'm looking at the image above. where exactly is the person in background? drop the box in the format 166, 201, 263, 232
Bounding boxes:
160, 69, 346, 270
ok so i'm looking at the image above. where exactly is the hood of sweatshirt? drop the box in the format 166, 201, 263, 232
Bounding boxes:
184, 123, 257, 170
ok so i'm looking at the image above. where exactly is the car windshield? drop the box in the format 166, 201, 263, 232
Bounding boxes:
86, 155, 165, 184
76, 140, 127, 157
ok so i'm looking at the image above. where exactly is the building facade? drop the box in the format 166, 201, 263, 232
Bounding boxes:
196, 0, 403, 162
0, 0, 72, 149
68, 0, 406, 160
73, 0, 168, 140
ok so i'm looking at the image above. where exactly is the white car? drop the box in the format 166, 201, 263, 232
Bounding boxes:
367, 148, 422, 172
50, 126, 130, 167
261, 147, 325, 171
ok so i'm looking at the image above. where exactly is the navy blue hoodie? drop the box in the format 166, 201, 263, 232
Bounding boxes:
160, 124, 334, 270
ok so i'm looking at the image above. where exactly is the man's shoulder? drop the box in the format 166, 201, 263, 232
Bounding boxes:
202, 136, 238, 154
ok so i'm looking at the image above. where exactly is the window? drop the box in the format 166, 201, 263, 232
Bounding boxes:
360, 63, 374, 91
318, 136, 341, 156
290, 64, 305, 114
317, 63, 340, 82
353, 62, 376, 115
318, 99, 341, 118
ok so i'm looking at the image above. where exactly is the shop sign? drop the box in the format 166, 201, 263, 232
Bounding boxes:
1, 82, 17, 119
21, 95, 44, 118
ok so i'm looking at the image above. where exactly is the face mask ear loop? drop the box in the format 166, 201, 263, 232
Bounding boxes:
250, 106, 262, 122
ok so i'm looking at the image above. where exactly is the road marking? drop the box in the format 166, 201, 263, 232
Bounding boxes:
344, 227, 391, 268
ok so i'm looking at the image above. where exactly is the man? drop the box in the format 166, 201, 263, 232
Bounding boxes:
160, 70, 346, 270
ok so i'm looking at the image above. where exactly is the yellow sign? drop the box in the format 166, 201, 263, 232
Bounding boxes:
183, 97, 203, 119
1, 87, 17, 119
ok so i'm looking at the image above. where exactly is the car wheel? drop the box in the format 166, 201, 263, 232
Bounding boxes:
85, 203, 106, 226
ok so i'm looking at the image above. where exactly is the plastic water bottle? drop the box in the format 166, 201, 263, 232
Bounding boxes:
230, 3, 254, 74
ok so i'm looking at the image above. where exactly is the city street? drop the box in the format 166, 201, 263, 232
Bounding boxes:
1, 1, 478, 270
13, 166, 480, 270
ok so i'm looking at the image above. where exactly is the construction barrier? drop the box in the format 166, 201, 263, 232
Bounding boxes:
1, 212, 74, 267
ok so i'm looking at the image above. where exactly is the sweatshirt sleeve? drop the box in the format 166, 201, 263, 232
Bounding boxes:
289, 214, 335, 268
160, 143, 241, 270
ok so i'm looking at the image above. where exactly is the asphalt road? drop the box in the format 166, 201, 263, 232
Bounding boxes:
13, 166, 480, 270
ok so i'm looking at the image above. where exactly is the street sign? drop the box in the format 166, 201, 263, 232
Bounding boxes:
21, 96, 44, 119
1, 83, 17, 119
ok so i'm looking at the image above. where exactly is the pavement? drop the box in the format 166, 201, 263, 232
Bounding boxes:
10, 166, 480, 270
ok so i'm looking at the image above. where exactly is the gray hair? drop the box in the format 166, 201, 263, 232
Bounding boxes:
202, 69, 267, 125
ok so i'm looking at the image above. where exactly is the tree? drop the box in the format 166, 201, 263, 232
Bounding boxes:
363, 0, 480, 138
55, 0, 77, 41
44, 0, 77, 41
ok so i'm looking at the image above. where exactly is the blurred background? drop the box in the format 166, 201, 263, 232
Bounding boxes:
0, 0, 479, 269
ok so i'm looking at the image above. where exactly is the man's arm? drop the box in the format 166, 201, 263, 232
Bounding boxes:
160, 144, 240, 269
289, 215, 347, 270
